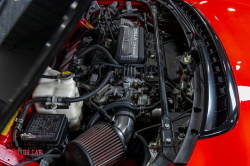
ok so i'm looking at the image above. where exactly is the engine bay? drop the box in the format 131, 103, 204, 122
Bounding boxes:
11, 1, 203, 166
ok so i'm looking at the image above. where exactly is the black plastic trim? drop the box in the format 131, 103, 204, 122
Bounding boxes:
177, 1, 239, 138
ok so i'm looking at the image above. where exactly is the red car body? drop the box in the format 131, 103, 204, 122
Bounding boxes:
185, 0, 250, 165
0, 0, 249, 165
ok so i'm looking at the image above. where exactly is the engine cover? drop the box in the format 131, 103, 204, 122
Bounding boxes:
115, 26, 144, 64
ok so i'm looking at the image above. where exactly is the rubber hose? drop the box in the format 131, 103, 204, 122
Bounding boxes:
78, 83, 91, 91
76, 45, 119, 65
86, 112, 101, 129
41, 75, 57, 79
181, 91, 193, 104
18, 97, 51, 121
61, 71, 113, 103
12, 129, 20, 150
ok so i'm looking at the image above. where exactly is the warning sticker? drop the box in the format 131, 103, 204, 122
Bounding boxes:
1, 107, 21, 136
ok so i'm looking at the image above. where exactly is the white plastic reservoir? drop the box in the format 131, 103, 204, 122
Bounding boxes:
33, 67, 83, 131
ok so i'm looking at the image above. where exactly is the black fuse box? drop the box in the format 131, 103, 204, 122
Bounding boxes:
20, 114, 68, 150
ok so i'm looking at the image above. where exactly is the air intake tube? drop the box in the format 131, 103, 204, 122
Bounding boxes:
113, 108, 135, 143
65, 108, 135, 166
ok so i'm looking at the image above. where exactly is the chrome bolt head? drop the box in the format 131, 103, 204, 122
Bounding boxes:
166, 138, 171, 143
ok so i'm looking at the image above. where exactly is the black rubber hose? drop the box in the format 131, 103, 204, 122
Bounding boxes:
89, 98, 113, 121
136, 133, 150, 166
86, 112, 101, 129
76, 45, 119, 65
98, 63, 122, 81
12, 129, 20, 149
41, 75, 57, 79
78, 83, 91, 91
61, 71, 113, 103
181, 91, 193, 104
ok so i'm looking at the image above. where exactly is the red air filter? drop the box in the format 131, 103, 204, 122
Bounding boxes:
65, 122, 126, 166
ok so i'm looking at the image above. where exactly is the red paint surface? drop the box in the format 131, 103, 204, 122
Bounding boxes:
184, 0, 250, 165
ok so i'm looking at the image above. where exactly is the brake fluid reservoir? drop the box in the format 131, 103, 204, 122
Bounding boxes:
32, 70, 83, 131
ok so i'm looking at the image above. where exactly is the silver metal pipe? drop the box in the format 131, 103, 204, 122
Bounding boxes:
113, 109, 135, 143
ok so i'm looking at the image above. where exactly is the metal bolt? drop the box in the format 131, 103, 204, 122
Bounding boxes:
178, 133, 185, 140
165, 124, 170, 129
184, 54, 192, 63
107, 39, 112, 45
51, 104, 57, 110
166, 138, 171, 143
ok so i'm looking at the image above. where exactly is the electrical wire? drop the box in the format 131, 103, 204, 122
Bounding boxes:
173, 115, 191, 123
136, 124, 161, 133
104, 11, 114, 41
172, 109, 192, 122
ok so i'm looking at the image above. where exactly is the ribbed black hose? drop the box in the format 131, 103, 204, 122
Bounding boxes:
114, 14, 153, 27
13, 97, 51, 149
136, 133, 150, 166
76, 45, 119, 65
61, 71, 113, 103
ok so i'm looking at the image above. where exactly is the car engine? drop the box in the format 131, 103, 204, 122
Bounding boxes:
12, 1, 200, 166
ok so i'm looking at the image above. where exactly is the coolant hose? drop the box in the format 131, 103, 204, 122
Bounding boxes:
136, 133, 150, 166
76, 45, 119, 65
41, 75, 57, 79
60, 71, 113, 103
